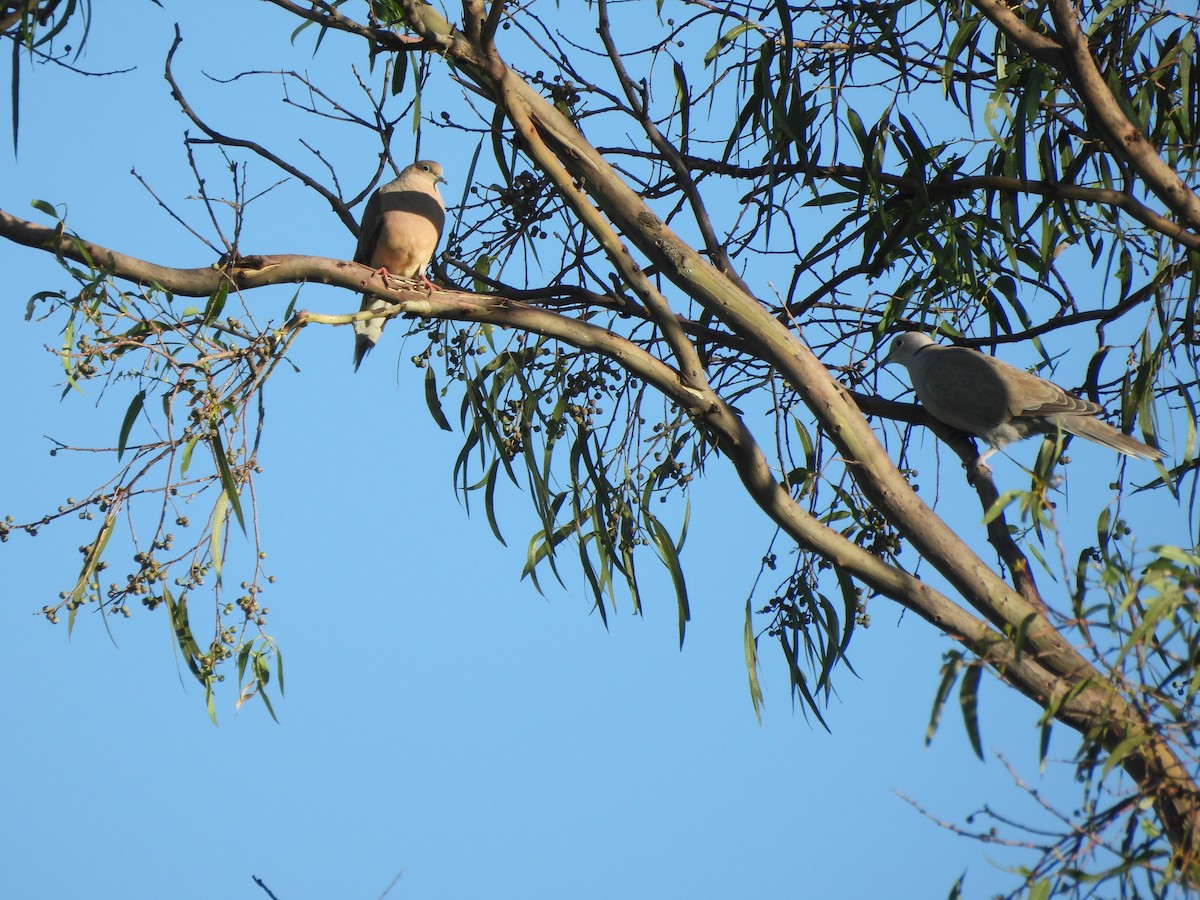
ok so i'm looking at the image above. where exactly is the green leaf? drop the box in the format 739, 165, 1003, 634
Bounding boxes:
282, 284, 303, 323
744, 600, 764, 725
411, 77, 422, 133
803, 191, 861, 208
236, 643, 252, 684
646, 512, 690, 647
673, 59, 690, 155
483, 458, 507, 546
67, 512, 118, 636
254, 651, 270, 686
777, 630, 831, 732
927, 652, 962, 745
117, 390, 146, 461
205, 679, 218, 726
390, 50, 408, 96
11, 31, 20, 155
180, 435, 199, 476
521, 512, 579, 591
210, 431, 246, 534
577, 530, 609, 628
828, 565, 860, 682
424, 365, 453, 432
258, 683, 279, 723
703, 22, 754, 66
959, 664, 984, 761
981, 489, 1023, 525
845, 106, 869, 157
471, 254, 495, 293
59, 313, 82, 396
209, 489, 229, 587
30, 198, 58, 218
202, 281, 228, 327
165, 587, 204, 683
1151, 544, 1200, 567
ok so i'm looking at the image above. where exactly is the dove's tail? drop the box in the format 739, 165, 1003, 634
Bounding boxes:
352, 334, 374, 371
353, 295, 386, 371
1057, 415, 1166, 461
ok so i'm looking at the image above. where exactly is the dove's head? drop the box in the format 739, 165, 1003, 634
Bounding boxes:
884, 332, 935, 367
389, 160, 447, 194
411, 160, 447, 186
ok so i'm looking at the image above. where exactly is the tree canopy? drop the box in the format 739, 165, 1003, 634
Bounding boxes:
3, 1, 1200, 895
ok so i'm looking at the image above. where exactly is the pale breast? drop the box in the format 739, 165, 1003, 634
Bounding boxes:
369, 190, 446, 277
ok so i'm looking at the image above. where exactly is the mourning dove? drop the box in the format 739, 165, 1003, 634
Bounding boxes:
353, 160, 447, 370
884, 333, 1165, 464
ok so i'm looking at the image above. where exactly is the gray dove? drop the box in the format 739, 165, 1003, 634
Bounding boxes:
353, 160, 447, 370
884, 332, 1165, 464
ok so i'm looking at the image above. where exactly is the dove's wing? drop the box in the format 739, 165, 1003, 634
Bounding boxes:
912, 346, 1013, 437
353, 189, 383, 267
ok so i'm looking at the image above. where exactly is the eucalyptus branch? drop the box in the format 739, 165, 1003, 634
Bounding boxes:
969, 0, 1067, 67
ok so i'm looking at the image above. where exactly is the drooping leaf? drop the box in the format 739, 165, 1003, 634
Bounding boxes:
744, 600, 764, 725
703, 22, 754, 66
209, 489, 229, 586
202, 281, 228, 327
209, 431, 246, 534
645, 511, 690, 648
959, 664, 985, 761
424, 365, 453, 432
117, 390, 146, 461
927, 652, 962, 745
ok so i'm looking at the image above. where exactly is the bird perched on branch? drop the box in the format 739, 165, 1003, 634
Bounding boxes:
352, 160, 447, 370
883, 332, 1165, 465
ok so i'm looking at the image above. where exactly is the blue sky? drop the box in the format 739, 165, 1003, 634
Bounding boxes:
1, 3, 1186, 898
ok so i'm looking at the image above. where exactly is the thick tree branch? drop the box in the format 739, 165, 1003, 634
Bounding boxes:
1047, 0, 1200, 230
969, 0, 1068, 67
